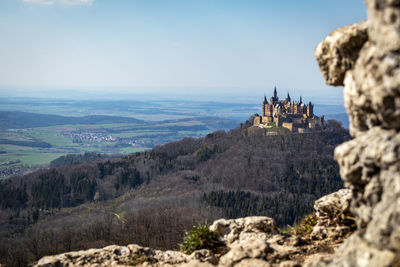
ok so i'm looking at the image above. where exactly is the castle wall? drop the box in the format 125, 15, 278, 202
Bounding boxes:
261, 116, 272, 124
307, 106, 313, 116
253, 115, 261, 126
263, 103, 273, 117
298, 128, 308, 133
282, 122, 294, 132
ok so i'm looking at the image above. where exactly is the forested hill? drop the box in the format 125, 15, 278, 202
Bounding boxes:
0, 119, 350, 266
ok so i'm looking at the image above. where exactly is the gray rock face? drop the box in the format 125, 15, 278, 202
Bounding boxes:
315, 0, 400, 266
314, 21, 368, 86
35, 211, 353, 267
35, 244, 217, 267
210, 216, 278, 246
311, 189, 353, 240
34, 217, 280, 267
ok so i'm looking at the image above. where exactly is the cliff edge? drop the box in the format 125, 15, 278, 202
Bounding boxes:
35, 190, 353, 266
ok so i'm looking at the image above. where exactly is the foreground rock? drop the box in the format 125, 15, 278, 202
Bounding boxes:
36, 210, 353, 267
35, 244, 216, 267
311, 189, 354, 240
314, 21, 368, 86
314, 0, 400, 266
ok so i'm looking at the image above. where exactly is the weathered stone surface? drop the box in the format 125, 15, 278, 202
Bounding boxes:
314, 0, 400, 266
178, 260, 215, 267
314, 21, 368, 86
311, 189, 353, 240
36, 245, 139, 267
324, 234, 397, 267
235, 258, 271, 267
210, 216, 278, 246
218, 239, 272, 267
35, 244, 216, 267
35, 213, 350, 267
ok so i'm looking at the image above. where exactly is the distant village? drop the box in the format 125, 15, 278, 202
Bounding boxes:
60, 131, 153, 148
254, 87, 324, 132
62, 131, 117, 143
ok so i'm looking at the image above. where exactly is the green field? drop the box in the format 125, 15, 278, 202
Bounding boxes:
0, 124, 148, 166
0, 118, 238, 176
0, 98, 248, 177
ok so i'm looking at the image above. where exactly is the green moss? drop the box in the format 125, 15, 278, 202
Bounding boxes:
180, 224, 222, 254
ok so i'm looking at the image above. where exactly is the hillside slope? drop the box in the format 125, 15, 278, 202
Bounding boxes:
0, 120, 349, 266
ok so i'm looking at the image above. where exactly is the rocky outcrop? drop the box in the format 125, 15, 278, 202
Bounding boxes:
35, 211, 352, 267
314, 0, 400, 266
209, 216, 278, 246
314, 21, 368, 86
311, 189, 354, 240
35, 244, 217, 267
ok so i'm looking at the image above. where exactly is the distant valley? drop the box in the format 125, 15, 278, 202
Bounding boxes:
0, 111, 238, 178
0, 97, 348, 178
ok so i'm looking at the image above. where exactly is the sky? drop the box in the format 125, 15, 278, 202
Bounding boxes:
0, 0, 367, 103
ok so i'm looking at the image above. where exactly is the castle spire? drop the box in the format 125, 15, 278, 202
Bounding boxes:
286, 92, 291, 101
300, 96, 302, 103
274, 87, 277, 98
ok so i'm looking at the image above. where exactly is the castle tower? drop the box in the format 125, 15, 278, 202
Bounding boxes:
286, 92, 291, 102
262, 95, 268, 116
270, 87, 279, 104
307, 101, 314, 116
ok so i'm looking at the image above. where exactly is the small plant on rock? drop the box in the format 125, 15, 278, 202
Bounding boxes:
280, 213, 317, 236
180, 224, 222, 254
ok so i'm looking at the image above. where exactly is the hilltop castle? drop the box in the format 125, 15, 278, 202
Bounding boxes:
254, 87, 324, 133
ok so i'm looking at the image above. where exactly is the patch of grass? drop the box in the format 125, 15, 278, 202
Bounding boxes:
0, 131, 33, 142
17, 152, 67, 166
180, 224, 222, 254
28, 130, 74, 147
280, 213, 317, 236
120, 147, 147, 154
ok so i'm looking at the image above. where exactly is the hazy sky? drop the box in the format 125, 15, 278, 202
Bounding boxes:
0, 0, 366, 99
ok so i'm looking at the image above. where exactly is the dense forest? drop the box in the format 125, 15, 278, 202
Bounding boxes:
0, 119, 349, 266
49, 152, 115, 168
